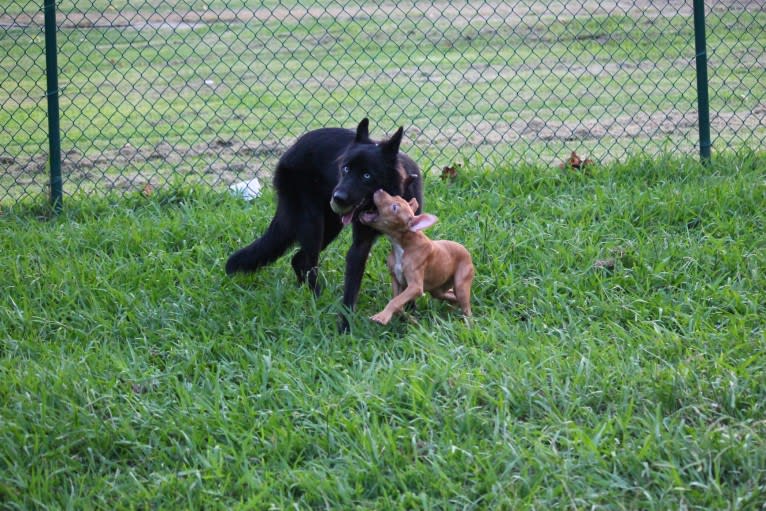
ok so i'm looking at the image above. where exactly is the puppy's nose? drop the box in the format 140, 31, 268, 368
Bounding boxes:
331, 190, 349, 207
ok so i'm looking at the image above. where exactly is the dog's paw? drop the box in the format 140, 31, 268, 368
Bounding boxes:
370, 313, 390, 325
337, 314, 351, 333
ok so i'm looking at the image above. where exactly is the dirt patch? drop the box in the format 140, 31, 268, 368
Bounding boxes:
409, 104, 766, 151
3, 138, 284, 193
5, 102, 764, 193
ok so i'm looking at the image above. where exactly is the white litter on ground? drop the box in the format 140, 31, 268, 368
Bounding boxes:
229, 177, 262, 200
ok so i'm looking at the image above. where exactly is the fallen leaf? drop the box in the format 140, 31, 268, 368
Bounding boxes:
440, 164, 460, 180
593, 259, 615, 270
560, 151, 594, 171
131, 379, 159, 394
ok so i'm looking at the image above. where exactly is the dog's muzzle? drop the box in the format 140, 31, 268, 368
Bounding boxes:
330, 190, 351, 214
330, 190, 361, 225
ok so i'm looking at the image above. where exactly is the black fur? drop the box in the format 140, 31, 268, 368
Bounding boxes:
226, 119, 423, 331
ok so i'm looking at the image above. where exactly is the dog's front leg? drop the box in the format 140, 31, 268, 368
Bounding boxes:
338, 226, 377, 332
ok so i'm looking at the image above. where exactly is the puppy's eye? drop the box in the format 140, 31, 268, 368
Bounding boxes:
362, 172, 371, 181
341, 165, 349, 174
391, 204, 398, 212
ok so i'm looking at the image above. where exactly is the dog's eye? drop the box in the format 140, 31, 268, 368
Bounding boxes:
391, 204, 398, 212
341, 166, 349, 175
362, 172, 371, 181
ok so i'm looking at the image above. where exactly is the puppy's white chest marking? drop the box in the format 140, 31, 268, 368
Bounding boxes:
390, 239, 406, 286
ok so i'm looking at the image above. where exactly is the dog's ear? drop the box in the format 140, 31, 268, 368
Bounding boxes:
408, 198, 419, 211
409, 213, 437, 232
355, 118, 370, 143
381, 126, 404, 157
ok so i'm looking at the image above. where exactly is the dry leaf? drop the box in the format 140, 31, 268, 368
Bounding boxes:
560, 151, 594, 171
440, 163, 460, 180
593, 259, 616, 270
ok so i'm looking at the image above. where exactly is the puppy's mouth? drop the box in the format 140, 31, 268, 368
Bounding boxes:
358, 209, 378, 225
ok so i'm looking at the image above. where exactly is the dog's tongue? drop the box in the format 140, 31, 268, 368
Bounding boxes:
342, 212, 353, 225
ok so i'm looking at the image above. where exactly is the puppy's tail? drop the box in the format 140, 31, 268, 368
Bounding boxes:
225, 206, 295, 275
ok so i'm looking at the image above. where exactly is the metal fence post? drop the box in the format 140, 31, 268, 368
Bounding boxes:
693, 0, 712, 162
44, 0, 62, 211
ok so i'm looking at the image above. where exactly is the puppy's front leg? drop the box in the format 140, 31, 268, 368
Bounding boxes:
387, 251, 403, 297
371, 281, 424, 325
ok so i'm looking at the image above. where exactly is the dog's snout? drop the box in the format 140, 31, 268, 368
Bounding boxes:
330, 189, 352, 214
332, 190, 349, 206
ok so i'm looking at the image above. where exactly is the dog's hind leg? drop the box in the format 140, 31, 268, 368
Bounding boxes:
291, 212, 335, 295
291, 250, 320, 295
291, 254, 320, 296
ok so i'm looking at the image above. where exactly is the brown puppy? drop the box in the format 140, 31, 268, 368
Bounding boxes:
360, 189, 474, 325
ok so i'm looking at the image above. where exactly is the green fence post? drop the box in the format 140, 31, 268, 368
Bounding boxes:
693, 0, 712, 162
44, 0, 62, 211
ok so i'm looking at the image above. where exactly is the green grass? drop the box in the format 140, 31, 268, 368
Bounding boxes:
2, 153, 765, 509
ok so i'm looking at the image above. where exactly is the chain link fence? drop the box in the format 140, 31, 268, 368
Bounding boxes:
1, 1, 765, 205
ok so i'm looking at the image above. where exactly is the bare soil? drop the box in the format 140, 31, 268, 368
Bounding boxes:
6, 100, 763, 195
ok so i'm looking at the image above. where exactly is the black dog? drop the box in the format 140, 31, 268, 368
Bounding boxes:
226, 119, 423, 330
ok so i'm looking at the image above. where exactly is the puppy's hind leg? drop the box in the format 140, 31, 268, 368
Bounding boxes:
453, 264, 474, 317
431, 288, 458, 304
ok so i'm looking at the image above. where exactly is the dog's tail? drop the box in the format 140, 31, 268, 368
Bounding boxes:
225, 205, 295, 275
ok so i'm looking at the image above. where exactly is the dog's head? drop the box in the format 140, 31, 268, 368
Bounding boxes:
330, 120, 413, 225
359, 189, 437, 235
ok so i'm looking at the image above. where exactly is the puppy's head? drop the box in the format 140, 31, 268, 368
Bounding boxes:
359, 189, 437, 235
330, 120, 408, 225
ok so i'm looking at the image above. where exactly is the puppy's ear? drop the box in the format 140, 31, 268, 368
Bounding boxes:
355, 118, 370, 143
409, 213, 437, 232
408, 198, 419, 211
381, 126, 403, 157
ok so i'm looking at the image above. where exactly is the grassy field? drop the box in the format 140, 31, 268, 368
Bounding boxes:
2, 2, 765, 202
1, 153, 765, 509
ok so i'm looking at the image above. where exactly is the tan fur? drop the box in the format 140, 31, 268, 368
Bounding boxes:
361, 190, 474, 325
396, 161, 407, 186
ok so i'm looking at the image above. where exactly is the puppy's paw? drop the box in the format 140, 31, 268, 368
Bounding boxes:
370, 312, 390, 325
